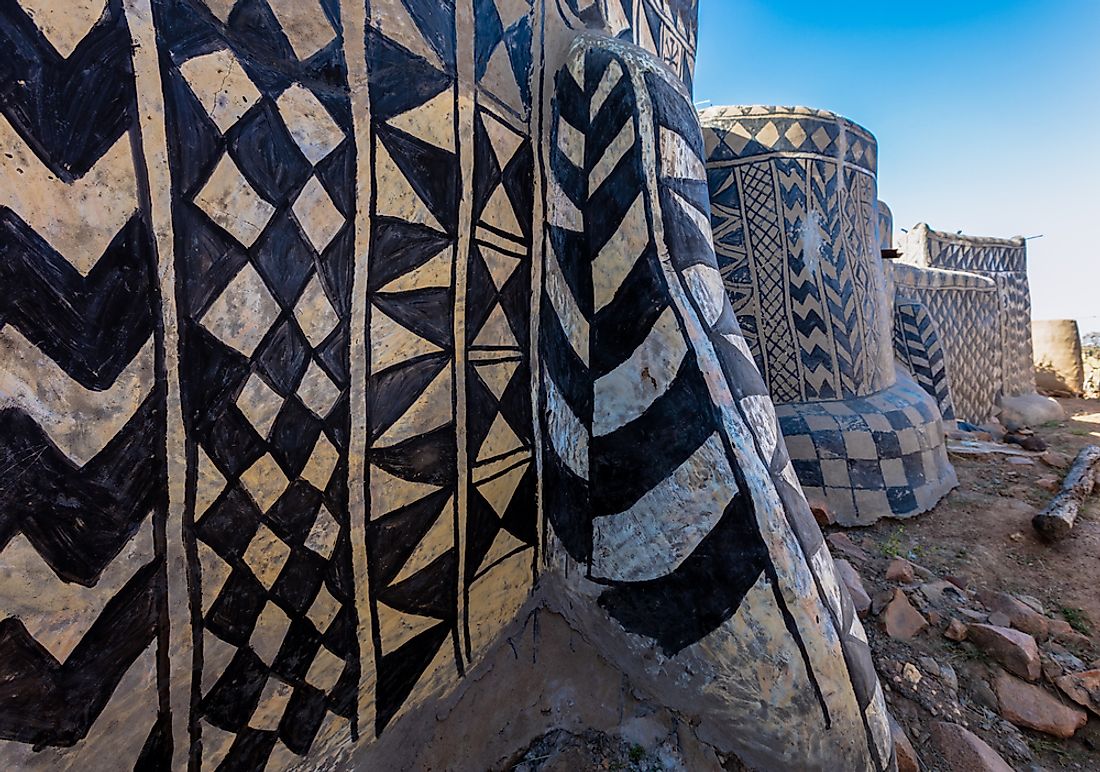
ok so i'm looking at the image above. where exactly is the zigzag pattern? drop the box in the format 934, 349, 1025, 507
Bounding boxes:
778, 157, 836, 401
893, 263, 1000, 424
894, 300, 955, 421
995, 272, 1035, 396
0, 0, 166, 759
830, 164, 867, 395
542, 38, 774, 654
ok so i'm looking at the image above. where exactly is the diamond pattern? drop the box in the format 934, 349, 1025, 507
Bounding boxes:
294, 274, 340, 348
237, 373, 284, 438
199, 263, 281, 357
276, 84, 345, 164
194, 154, 276, 247
180, 48, 261, 134
240, 453, 291, 513
297, 360, 340, 418
293, 176, 345, 252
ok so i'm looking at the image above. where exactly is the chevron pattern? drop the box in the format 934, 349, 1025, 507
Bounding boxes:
892, 261, 1001, 424
900, 224, 1038, 408
703, 112, 887, 405
894, 299, 955, 421
541, 40, 893, 770
0, 0, 169, 764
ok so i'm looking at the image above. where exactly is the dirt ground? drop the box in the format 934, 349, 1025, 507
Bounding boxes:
846, 397, 1100, 771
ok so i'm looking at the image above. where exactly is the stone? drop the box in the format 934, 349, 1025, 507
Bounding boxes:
930, 721, 1014, 772
976, 591, 1049, 639
1006, 455, 1035, 466
1004, 433, 1046, 453
945, 574, 969, 590
886, 558, 916, 583
919, 580, 967, 609
987, 611, 1011, 627
889, 714, 920, 772
1036, 475, 1060, 492
810, 504, 834, 527
1040, 450, 1071, 469
834, 559, 871, 616
959, 608, 988, 622
1016, 595, 1046, 615
945, 619, 969, 641
967, 624, 1041, 681
872, 589, 895, 616
884, 589, 929, 640
994, 671, 1087, 738
999, 393, 1065, 431
1055, 669, 1100, 717
1049, 620, 1092, 649
826, 532, 870, 563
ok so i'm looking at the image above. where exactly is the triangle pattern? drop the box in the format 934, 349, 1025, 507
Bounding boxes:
493, 0, 530, 30
472, 303, 519, 349
20, 0, 104, 59
370, 464, 443, 519
476, 412, 524, 463
481, 246, 521, 291
375, 138, 445, 232
370, 305, 444, 374
481, 111, 523, 171
481, 40, 523, 113
372, 0, 445, 71
477, 525, 528, 573
375, 365, 453, 447
475, 462, 527, 519
480, 185, 522, 237
379, 247, 453, 293
375, 600, 441, 653
391, 496, 454, 585
474, 360, 517, 401
386, 89, 455, 153
196, 447, 227, 518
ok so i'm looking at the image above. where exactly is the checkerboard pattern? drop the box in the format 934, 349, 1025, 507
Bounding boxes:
777, 373, 958, 526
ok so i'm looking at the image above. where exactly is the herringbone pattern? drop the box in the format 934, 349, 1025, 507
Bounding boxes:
0, 1, 167, 764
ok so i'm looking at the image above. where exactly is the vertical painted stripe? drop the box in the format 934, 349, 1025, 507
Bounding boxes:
529, 0, 548, 577
340, 0, 375, 737
123, 0, 190, 766
454, 1, 475, 660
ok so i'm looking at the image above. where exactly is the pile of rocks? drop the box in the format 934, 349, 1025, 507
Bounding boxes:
827, 532, 1098, 770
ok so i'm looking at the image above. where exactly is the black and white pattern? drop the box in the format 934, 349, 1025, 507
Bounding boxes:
899, 223, 1036, 402
894, 298, 955, 421
892, 259, 1002, 425
154, 2, 358, 765
542, 36, 892, 770
0, 1, 170, 765
700, 106, 956, 525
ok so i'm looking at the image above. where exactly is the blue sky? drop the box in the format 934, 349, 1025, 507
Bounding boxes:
693, 0, 1100, 334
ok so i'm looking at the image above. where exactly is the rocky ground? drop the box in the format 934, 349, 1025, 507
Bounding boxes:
507, 397, 1100, 771
831, 396, 1100, 771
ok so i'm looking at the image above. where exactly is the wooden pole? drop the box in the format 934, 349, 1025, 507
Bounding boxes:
1033, 445, 1100, 541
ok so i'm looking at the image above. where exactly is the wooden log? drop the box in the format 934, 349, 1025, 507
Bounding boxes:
1032, 445, 1100, 541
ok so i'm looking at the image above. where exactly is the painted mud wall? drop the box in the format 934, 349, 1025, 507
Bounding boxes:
0, 2, 893, 770
698, 106, 956, 526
